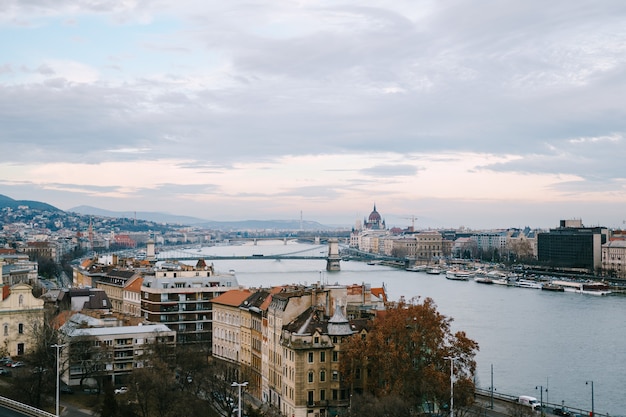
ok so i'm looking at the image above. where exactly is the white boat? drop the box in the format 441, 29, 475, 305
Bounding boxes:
426, 267, 443, 275
515, 279, 542, 289
553, 280, 612, 296
446, 270, 472, 281
406, 265, 427, 272
474, 276, 494, 284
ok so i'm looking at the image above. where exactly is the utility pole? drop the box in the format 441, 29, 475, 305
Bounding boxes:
51, 344, 66, 417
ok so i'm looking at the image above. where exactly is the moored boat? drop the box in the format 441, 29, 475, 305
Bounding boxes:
551, 280, 612, 296
426, 267, 443, 275
541, 283, 565, 292
446, 270, 472, 281
474, 276, 494, 284
406, 265, 427, 272
515, 279, 542, 289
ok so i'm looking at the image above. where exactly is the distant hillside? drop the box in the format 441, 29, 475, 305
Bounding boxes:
0, 194, 61, 212
68, 205, 339, 230
68, 205, 206, 225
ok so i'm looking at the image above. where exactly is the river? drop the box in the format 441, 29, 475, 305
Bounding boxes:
161, 241, 626, 415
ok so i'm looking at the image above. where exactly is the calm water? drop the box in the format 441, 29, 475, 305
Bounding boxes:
162, 242, 626, 415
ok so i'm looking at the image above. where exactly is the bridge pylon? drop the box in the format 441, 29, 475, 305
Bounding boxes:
326, 238, 341, 271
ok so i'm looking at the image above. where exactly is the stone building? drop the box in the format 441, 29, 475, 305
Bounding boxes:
280, 302, 369, 417
0, 283, 45, 356
602, 239, 626, 278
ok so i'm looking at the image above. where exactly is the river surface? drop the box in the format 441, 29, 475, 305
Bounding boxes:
161, 241, 626, 415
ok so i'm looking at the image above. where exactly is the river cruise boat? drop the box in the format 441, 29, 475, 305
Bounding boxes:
552, 280, 612, 296
446, 269, 472, 281
515, 279, 542, 289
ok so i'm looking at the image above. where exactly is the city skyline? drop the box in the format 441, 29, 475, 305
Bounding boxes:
1, 1, 625, 229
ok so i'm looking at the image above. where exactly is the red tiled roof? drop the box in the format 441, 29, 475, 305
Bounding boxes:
259, 286, 285, 311
371, 286, 387, 302
212, 289, 252, 307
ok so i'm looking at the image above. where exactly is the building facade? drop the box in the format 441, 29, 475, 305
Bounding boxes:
0, 283, 45, 356
602, 240, 626, 278
537, 222, 608, 273
141, 259, 238, 345
280, 303, 367, 417
59, 312, 175, 387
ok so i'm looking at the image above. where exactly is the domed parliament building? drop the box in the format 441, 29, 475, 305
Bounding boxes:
363, 204, 386, 230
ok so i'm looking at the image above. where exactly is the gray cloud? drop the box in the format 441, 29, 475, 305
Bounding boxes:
2, 0, 626, 226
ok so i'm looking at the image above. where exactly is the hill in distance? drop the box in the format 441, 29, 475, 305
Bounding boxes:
0, 194, 61, 212
69, 205, 340, 231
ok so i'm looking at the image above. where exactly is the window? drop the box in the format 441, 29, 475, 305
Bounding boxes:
332, 351, 338, 362
308, 352, 314, 363
308, 371, 314, 383
332, 370, 338, 381
2, 324, 7, 336
314, 336, 319, 344
320, 370, 326, 382
307, 391, 314, 406
18, 323, 24, 334
320, 389, 326, 401
320, 351, 326, 362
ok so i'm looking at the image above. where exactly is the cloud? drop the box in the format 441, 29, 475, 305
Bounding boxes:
1, 0, 626, 227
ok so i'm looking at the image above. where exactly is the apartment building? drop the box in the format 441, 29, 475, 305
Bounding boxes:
280, 303, 369, 417
211, 289, 273, 400
141, 259, 238, 345
96, 269, 141, 313
262, 284, 385, 414
211, 289, 252, 364
59, 312, 175, 387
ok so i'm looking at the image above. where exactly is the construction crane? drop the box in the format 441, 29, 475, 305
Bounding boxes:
403, 215, 418, 232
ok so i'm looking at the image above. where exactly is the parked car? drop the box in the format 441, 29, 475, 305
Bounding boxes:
0, 368, 12, 376
114, 386, 128, 395
553, 408, 573, 417
10, 361, 24, 368
60, 385, 74, 394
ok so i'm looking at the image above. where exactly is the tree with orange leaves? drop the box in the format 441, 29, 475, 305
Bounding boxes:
341, 296, 479, 414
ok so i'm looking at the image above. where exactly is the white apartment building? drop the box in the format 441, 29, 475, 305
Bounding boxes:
59, 313, 175, 387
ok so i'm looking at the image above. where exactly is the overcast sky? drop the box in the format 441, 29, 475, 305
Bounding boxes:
1, 0, 625, 229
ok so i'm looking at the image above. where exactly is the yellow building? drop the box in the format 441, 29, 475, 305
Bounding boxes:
280, 303, 369, 417
0, 283, 45, 356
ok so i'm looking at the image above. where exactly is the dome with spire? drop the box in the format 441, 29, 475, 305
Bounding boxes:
364, 204, 385, 230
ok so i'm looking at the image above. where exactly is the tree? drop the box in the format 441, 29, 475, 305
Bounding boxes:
99, 379, 119, 417
12, 316, 59, 408
341, 297, 479, 413
67, 333, 113, 392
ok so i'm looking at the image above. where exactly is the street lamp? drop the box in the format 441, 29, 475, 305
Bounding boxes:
51, 343, 66, 417
488, 364, 495, 409
444, 357, 457, 417
231, 381, 248, 417
535, 385, 547, 416
586, 381, 594, 417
